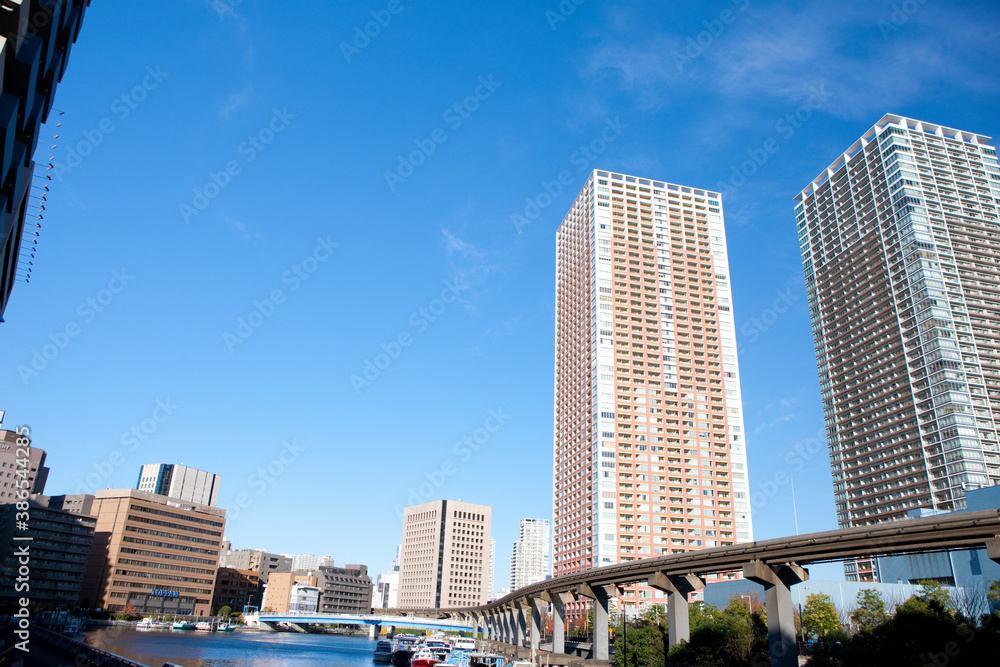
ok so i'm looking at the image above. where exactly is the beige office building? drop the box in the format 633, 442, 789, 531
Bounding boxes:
80, 489, 225, 616
554, 170, 753, 611
398, 499, 491, 608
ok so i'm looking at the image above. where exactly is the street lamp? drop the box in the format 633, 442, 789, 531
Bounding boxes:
740, 594, 752, 614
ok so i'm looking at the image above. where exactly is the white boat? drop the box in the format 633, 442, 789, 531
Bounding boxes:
195, 621, 213, 631
136, 618, 158, 630
216, 622, 235, 632
453, 637, 476, 651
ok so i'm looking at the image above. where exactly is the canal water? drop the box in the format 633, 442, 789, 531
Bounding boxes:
83, 628, 378, 666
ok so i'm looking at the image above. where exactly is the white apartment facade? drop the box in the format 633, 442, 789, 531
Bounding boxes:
509, 518, 550, 591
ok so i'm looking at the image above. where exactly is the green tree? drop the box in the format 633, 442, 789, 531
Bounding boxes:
802, 593, 840, 638
913, 580, 954, 615
851, 589, 888, 632
218, 605, 232, 618
669, 601, 767, 666
614, 618, 666, 667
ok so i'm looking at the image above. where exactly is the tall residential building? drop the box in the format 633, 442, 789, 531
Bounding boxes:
79, 489, 225, 616
554, 170, 753, 611
0, 419, 49, 502
136, 463, 221, 506
397, 499, 491, 609
796, 114, 1000, 581
509, 518, 550, 591
0, 0, 90, 321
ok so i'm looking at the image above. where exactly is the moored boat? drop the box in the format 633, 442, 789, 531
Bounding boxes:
452, 637, 476, 652
171, 621, 197, 630
373, 639, 394, 663
195, 621, 214, 631
391, 634, 419, 666
411, 648, 440, 667
216, 622, 235, 632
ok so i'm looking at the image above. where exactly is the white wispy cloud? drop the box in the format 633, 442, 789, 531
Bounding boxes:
580, 0, 1000, 120
217, 86, 254, 119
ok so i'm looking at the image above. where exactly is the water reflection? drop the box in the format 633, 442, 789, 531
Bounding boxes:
84, 628, 378, 667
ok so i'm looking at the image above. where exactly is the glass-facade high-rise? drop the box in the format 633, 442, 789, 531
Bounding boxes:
553, 169, 753, 612
795, 114, 1000, 581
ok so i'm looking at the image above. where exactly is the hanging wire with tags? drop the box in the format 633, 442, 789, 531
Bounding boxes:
17, 109, 64, 284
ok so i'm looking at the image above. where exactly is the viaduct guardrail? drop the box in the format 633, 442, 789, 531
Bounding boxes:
382, 509, 1000, 667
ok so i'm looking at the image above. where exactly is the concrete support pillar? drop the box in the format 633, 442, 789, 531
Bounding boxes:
529, 599, 542, 654
987, 538, 1000, 565
542, 590, 576, 655
647, 572, 705, 647
515, 604, 527, 647
503, 607, 513, 643
744, 561, 808, 667
578, 583, 614, 660
368, 624, 380, 640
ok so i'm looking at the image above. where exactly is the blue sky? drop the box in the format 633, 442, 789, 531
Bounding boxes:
2, 0, 999, 587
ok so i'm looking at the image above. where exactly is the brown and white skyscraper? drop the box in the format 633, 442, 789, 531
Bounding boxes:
553, 170, 753, 612
795, 114, 1000, 580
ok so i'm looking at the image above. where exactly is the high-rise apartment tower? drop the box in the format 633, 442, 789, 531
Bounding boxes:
509, 518, 550, 591
795, 114, 1000, 580
554, 170, 753, 611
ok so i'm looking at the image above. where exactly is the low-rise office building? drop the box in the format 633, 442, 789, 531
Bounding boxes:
317, 564, 372, 614
79, 489, 225, 616
262, 572, 318, 614
0, 495, 95, 609
212, 567, 261, 615
219, 541, 291, 584
0, 422, 49, 503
